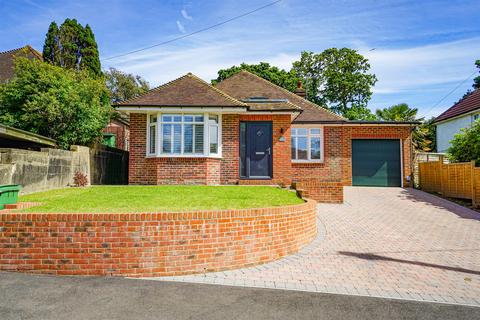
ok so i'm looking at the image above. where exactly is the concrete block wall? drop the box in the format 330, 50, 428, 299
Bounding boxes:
0, 146, 90, 194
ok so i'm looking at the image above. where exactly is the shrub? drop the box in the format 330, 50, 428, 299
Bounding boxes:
73, 171, 88, 187
448, 120, 480, 164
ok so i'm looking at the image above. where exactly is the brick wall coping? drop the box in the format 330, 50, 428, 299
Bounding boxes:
1, 199, 313, 220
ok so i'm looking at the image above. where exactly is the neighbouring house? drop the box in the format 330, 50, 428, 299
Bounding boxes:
115, 71, 415, 203
0, 45, 43, 83
0, 45, 129, 151
102, 113, 130, 151
433, 89, 480, 152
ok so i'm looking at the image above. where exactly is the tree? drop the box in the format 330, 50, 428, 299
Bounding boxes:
104, 67, 150, 103
0, 57, 111, 149
375, 103, 418, 121
343, 107, 377, 121
448, 120, 480, 164
292, 48, 377, 119
42, 19, 101, 77
473, 59, 480, 89
376, 103, 434, 151
211, 62, 300, 92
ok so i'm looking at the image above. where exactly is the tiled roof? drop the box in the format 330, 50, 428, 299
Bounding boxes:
115, 73, 247, 108
241, 99, 301, 111
215, 70, 345, 122
0, 45, 42, 83
434, 89, 480, 123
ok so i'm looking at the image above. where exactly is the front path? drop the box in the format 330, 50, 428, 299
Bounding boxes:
148, 187, 480, 306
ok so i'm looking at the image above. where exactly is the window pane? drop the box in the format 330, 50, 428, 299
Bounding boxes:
209, 125, 218, 153
194, 124, 204, 153
150, 115, 157, 123
149, 125, 156, 154
183, 115, 194, 122
291, 137, 297, 159
240, 123, 247, 177
291, 128, 297, 136
310, 137, 321, 159
310, 128, 321, 135
297, 137, 308, 160
173, 124, 181, 153
194, 115, 204, 122
208, 115, 218, 124
162, 115, 172, 122
297, 128, 307, 136
162, 124, 172, 153
184, 124, 193, 153
173, 115, 182, 122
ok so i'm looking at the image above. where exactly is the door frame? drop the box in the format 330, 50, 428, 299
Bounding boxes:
351, 138, 403, 187
239, 121, 273, 180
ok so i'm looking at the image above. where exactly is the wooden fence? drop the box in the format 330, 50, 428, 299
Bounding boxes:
90, 144, 129, 185
418, 157, 480, 207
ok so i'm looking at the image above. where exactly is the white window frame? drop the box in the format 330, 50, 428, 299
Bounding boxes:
146, 112, 222, 158
291, 126, 324, 163
146, 114, 157, 156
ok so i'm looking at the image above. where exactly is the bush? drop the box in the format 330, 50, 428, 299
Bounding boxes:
73, 171, 88, 187
448, 120, 480, 164
0, 57, 112, 149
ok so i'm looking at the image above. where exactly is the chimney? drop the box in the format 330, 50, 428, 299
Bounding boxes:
294, 80, 306, 98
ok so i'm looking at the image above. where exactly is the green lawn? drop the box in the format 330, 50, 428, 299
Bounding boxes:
19, 186, 303, 213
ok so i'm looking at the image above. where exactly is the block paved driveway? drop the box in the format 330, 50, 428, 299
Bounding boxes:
147, 187, 480, 307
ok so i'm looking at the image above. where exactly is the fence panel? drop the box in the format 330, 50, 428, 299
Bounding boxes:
90, 145, 128, 185
419, 160, 479, 207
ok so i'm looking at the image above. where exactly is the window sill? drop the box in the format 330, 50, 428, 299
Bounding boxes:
292, 160, 324, 164
146, 154, 223, 159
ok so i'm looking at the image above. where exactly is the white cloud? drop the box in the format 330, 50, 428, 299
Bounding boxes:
361, 38, 480, 94
181, 8, 193, 20
176, 20, 185, 33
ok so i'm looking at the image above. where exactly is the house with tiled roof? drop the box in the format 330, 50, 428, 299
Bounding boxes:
0, 45, 43, 83
116, 70, 416, 202
434, 89, 480, 152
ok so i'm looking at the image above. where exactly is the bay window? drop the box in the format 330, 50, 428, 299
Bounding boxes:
147, 113, 221, 157
291, 127, 323, 162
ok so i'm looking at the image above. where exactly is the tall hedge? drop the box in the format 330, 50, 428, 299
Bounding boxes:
0, 58, 111, 149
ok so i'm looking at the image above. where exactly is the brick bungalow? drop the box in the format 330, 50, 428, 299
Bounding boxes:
116, 70, 415, 202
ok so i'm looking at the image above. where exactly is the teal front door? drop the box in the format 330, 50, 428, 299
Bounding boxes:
352, 139, 401, 187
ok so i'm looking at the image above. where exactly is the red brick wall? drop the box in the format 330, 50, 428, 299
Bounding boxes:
0, 200, 317, 277
129, 113, 413, 200
235, 114, 292, 186
290, 125, 413, 202
341, 126, 413, 187
129, 113, 156, 184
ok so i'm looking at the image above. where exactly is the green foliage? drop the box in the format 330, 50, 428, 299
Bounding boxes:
448, 120, 480, 164
42, 19, 101, 77
211, 62, 300, 92
292, 48, 377, 118
104, 67, 150, 103
0, 58, 111, 149
474, 59, 480, 89
376, 103, 434, 151
343, 107, 377, 121
375, 103, 418, 121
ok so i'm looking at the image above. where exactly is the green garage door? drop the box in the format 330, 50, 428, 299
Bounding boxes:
352, 139, 401, 187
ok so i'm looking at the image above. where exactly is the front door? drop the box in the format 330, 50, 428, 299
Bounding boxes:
240, 122, 272, 179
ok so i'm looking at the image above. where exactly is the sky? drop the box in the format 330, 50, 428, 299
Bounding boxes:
1, 0, 479, 118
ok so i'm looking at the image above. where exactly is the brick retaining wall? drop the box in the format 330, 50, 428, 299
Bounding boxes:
0, 200, 317, 277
